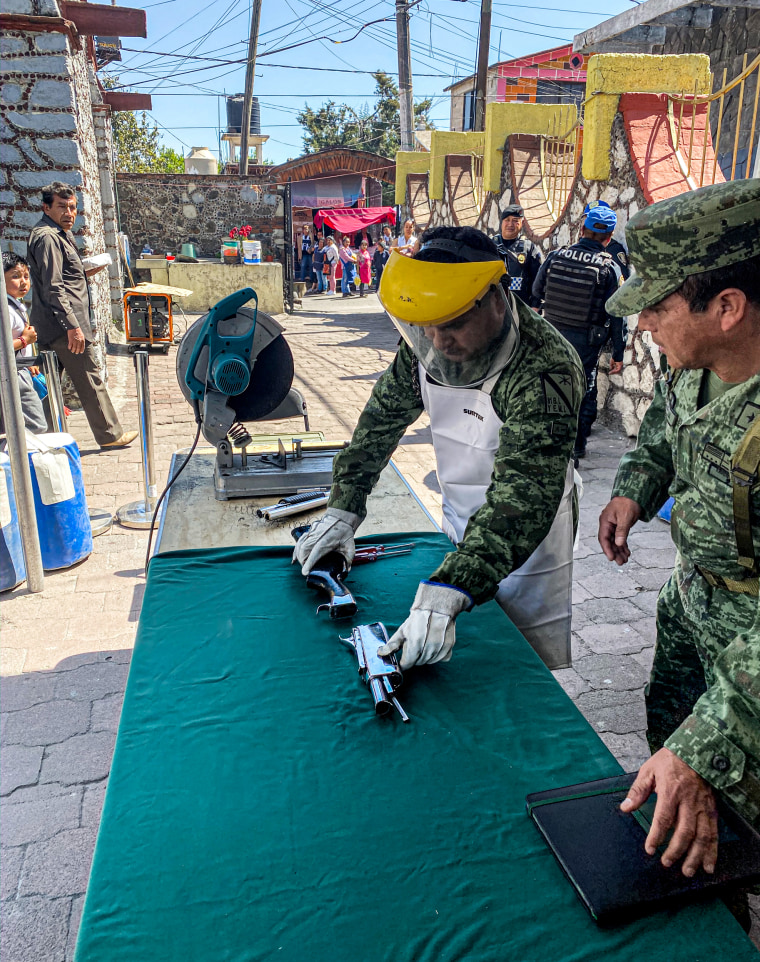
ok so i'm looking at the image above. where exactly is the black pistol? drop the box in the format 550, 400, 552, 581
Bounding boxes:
291, 524, 358, 620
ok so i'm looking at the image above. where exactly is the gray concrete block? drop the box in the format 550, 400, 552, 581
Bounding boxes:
2, 56, 68, 75
0, 190, 18, 207
81, 781, 106, 828
1, 744, 43, 796
551, 666, 591, 700
90, 692, 124, 732
13, 170, 82, 189
580, 698, 648, 735
573, 652, 650, 691
12, 211, 43, 229
0, 37, 27, 56
2, 700, 90, 747
37, 0, 61, 13
53, 662, 129, 702
40, 730, 116, 786
34, 33, 68, 53
576, 571, 641, 600
30, 80, 72, 109
6, 112, 76, 134
579, 596, 644, 625
0, 83, 23, 105
631, 591, 660, 616
35, 137, 80, 166
18, 138, 45, 167
2, 788, 81, 846
597, 731, 650, 766
67, 894, 85, 961
0, 895, 70, 962
576, 622, 651, 656
0, 672, 57, 712
0, 844, 24, 900
18, 827, 96, 898
2, 0, 34, 11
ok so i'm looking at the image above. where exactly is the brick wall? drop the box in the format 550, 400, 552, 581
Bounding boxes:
114, 174, 286, 262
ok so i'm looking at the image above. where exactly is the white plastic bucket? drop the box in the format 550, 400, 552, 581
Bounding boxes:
242, 239, 261, 264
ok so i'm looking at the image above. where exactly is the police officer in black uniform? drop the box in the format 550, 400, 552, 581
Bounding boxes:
493, 203, 543, 309
590, 202, 631, 281
532, 203, 624, 461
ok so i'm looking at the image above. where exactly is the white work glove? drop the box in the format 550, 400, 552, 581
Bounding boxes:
292, 507, 362, 575
378, 581, 473, 670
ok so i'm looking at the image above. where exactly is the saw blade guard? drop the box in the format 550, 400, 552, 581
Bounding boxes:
176, 289, 296, 435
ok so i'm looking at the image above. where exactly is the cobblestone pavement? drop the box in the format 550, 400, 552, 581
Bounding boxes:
1, 292, 758, 958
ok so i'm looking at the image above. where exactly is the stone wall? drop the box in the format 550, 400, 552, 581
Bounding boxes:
410, 108, 656, 437
0, 0, 119, 378
659, 6, 760, 177
114, 174, 286, 263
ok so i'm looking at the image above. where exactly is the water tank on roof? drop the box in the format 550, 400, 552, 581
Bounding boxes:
226, 94, 261, 135
184, 147, 217, 175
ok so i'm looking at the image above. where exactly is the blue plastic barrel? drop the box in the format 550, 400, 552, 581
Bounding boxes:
28, 433, 92, 570
0, 453, 26, 591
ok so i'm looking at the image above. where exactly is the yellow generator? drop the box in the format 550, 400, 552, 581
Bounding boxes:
123, 289, 174, 353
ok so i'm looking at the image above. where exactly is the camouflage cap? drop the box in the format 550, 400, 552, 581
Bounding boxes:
606, 179, 760, 316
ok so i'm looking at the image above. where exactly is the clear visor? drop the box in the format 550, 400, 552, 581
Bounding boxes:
388, 287, 521, 388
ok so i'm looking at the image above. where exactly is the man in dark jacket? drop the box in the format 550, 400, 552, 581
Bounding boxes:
27, 182, 136, 448
532, 202, 624, 461
493, 204, 543, 309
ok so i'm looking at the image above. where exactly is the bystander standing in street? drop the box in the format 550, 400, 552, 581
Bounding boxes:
26, 182, 136, 449
339, 236, 357, 297
324, 237, 339, 295
372, 240, 389, 293
2, 251, 47, 434
357, 240, 371, 298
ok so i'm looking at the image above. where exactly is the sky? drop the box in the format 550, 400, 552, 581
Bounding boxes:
103, 0, 636, 166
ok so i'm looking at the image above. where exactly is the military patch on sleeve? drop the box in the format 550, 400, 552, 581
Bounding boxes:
541, 373, 574, 415
616, 250, 628, 267
736, 401, 760, 431
701, 442, 731, 485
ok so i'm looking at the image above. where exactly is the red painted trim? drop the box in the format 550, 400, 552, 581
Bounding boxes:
59, 2, 147, 39
0, 14, 81, 50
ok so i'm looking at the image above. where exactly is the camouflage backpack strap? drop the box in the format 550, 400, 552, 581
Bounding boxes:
731, 414, 760, 572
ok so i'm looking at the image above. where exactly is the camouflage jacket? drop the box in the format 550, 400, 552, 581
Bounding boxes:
612, 361, 760, 801
329, 298, 585, 604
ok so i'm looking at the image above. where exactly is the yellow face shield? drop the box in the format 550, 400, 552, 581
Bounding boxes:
377, 249, 507, 325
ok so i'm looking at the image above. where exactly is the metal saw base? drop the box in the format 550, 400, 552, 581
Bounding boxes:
213, 447, 341, 500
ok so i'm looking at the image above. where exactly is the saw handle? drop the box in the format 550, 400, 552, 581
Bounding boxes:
183, 287, 257, 400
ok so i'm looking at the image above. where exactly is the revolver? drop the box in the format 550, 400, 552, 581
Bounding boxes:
291, 524, 358, 620
340, 622, 409, 722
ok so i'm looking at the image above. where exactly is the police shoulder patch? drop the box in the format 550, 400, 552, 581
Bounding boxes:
541, 372, 574, 415
616, 250, 628, 266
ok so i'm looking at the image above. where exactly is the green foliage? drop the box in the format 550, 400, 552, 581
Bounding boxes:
104, 75, 185, 173
297, 71, 434, 158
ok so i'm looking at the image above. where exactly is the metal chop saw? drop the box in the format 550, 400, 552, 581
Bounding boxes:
176, 287, 345, 501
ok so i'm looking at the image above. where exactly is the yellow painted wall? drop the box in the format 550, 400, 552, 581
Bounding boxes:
428, 131, 485, 199
394, 151, 431, 205
483, 102, 577, 192
582, 53, 712, 180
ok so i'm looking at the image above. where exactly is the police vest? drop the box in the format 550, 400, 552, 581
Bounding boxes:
542, 246, 614, 330
497, 238, 529, 292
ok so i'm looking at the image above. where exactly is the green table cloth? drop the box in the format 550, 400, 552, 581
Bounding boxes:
74, 534, 757, 961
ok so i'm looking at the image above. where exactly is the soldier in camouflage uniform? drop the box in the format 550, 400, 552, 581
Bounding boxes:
598, 179, 760, 883
295, 226, 584, 670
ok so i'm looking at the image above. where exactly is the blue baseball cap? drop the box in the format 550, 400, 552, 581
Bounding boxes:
584, 200, 617, 232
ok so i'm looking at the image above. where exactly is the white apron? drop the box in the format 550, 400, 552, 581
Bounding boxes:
420, 367, 574, 669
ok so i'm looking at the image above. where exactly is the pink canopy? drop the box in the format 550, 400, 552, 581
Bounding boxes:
313, 207, 396, 233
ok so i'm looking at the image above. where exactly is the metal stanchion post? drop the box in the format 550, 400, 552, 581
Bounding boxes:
117, 351, 157, 528
41, 350, 112, 536
40, 350, 67, 433
0, 258, 44, 592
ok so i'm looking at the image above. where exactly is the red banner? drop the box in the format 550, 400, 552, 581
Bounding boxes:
313, 207, 397, 233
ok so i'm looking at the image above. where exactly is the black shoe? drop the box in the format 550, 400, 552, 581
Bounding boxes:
572, 444, 586, 461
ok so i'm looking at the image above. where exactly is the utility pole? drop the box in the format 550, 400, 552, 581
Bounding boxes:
395, 0, 414, 153
239, 0, 263, 176
474, 0, 492, 132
